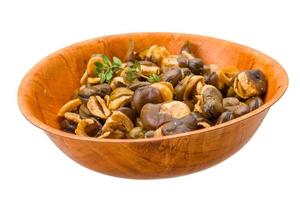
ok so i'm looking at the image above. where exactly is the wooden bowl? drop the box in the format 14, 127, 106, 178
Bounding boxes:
18, 33, 288, 179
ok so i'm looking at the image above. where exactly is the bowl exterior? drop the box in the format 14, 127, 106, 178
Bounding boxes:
46, 108, 268, 179
18, 32, 288, 179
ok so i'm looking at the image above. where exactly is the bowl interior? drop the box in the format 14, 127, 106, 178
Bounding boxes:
18, 33, 288, 135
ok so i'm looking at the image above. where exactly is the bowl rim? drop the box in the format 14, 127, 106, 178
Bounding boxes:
17, 32, 289, 143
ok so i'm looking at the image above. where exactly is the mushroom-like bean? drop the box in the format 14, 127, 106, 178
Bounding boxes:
108, 87, 133, 110
144, 130, 155, 138
191, 112, 212, 128
245, 96, 264, 111
206, 64, 220, 74
223, 97, 250, 117
153, 127, 163, 138
136, 118, 143, 128
140, 103, 172, 130
78, 83, 112, 102
181, 49, 195, 59
174, 75, 191, 100
87, 77, 101, 85
161, 56, 179, 73
216, 111, 235, 124
198, 85, 223, 118
109, 95, 132, 111
64, 112, 81, 123
57, 98, 82, 117
160, 101, 191, 118
233, 103, 250, 117
128, 81, 151, 91
79, 104, 92, 119
161, 114, 198, 136
131, 85, 164, 112
206, 72, 219, 88
181, 68, 192, 77
139, 60, 157, 66
233, 69, 267, 99
140, 65, 160, 77
110, 111, 134, 132
117, 107, 137, 123
60, 119, 77, 133
223, 97, 240, 107
206, 66, 239, 91
110, 77, 127, 90
140, 101, 191, 130
188, 58, 204, 75
145, 45, 171, 65
177, 55, 188, 68
87, 96, 111, 119
161, 67, 183, 86
80, 70, 88, 85
127, 127, 145, 139
75, 118, 96, 136
151, 82, 174, 102
84, 118, 102, 137
183, 75, 204, 100
100, 111, 134, 139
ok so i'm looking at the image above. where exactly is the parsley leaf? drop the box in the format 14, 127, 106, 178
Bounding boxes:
111, 57, 122, 73
113, 56, 122, 67
99, 72, 106, 83
147, 73, 160, 83
133, 60, 141, 71
125, 61, 141, 82
102, 54, 111, 67
95, 61, 105, 83
95, 61, 103, 72
105, 69, 113, 82
94, 55, 122, 83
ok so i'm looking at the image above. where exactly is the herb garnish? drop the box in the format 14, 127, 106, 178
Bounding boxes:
147, 73, 160, 83
96, 55, 160, 83
125, 61, 141, 82
95, 55, 122, 83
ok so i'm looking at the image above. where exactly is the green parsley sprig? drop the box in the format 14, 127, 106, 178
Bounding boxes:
147, 74, 160, 83
124, 61, 161, 83
95, 55, 122, 83
96, 55, 160, 84
125, 61, 141, 82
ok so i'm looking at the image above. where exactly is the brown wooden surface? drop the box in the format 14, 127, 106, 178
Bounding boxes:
18, 33, 288, 179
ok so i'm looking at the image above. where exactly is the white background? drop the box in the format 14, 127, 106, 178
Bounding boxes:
0, 0, 299, 199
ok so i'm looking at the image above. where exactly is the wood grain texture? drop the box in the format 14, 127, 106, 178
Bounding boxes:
18, 33, 288, 179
